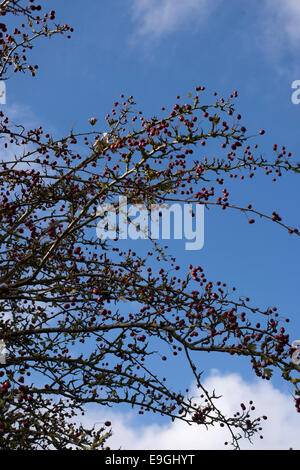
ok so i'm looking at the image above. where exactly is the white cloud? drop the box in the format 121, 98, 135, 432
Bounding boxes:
256, 0, 300, 72
129, 0, 300, 65
80, 370, 300, 450
264, 0, 300, 44
130, 0, 218, 39
4, 103, 37, 126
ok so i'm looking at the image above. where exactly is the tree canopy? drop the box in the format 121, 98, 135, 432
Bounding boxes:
0, 0, 299, 450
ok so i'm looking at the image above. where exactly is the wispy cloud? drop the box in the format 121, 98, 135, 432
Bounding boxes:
0, 104, 39, 166
129, 0, 300, 72
256, 0, 300, 73
81, 371, 300, 450
264, 0, 300, 45
3, 103, 37, 127
130, 0, 218, 40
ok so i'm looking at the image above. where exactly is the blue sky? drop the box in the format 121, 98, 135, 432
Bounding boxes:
5, 0, 300, 449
